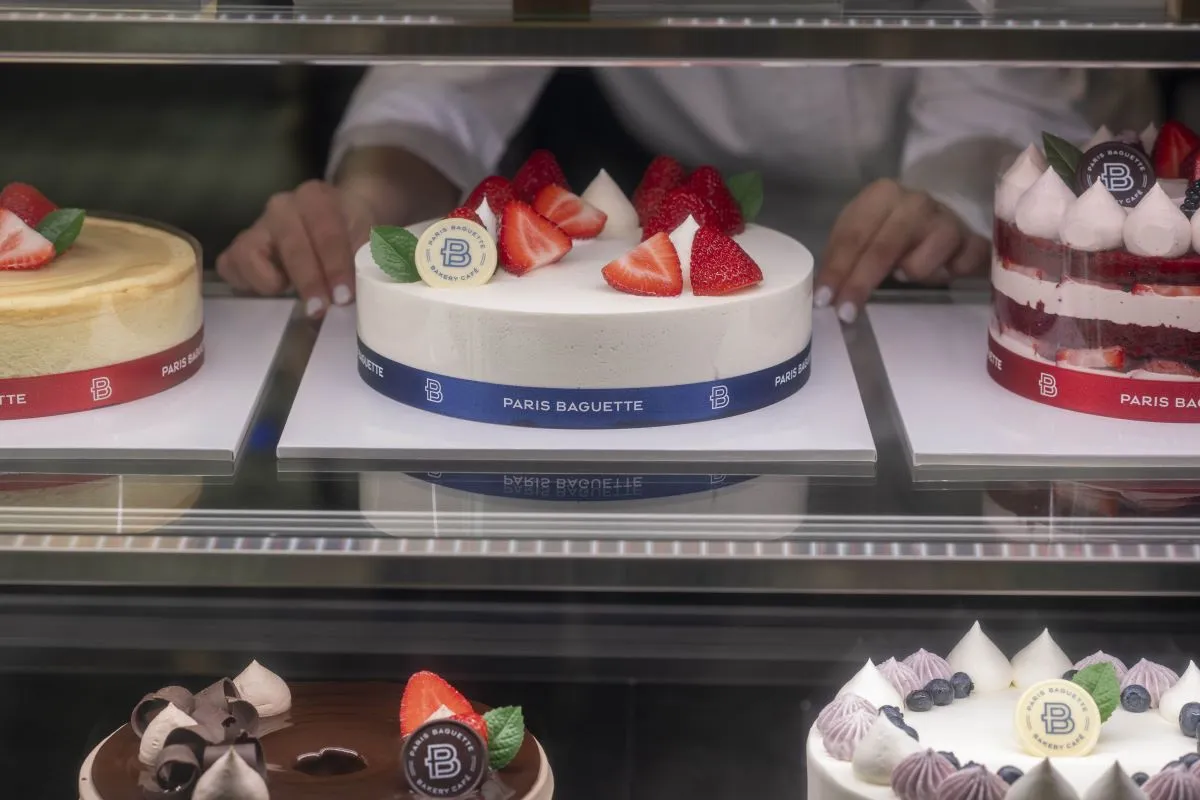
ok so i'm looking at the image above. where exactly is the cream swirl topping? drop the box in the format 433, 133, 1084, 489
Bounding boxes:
947, 621, 1013, 693
1158, 660, 1200, 726
996, 144, 1049, 223
1060, 181, 1127, 252
852, 714, 923, 785
192, 747, 270, 800
474, 197, 498, 240
935, 764, 1008, 800
1015, 167, 1076, 241
1122, 659, 1180, 709
837, 659, 903, 710
1084, 125, 1116, 150
1009, 759, 1081, 800
1011, 628, 1073, 689
879, 657, 924, 698
1142, 768, 1200, 800
892, 749, 956, 800
903, 649, 953, 685
669, 214, 700, 283
232, 660, 292, 717
1124, 184, 1192, 258
1075, 651, 1130, 680
822, 706, 876, 761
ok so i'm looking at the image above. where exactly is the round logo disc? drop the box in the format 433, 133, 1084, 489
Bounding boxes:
1014, 679, 1101, 758
403, 719, 488, 798
415, 218, 498, 288
1075, 142, 1155, 207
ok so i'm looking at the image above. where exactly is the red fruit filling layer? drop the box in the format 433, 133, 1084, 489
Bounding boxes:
994, 219, 1200, 287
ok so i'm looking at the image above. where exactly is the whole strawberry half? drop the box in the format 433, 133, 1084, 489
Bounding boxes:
465, 176, 516, 215
0, 209, 55, 271
399, 671, 474, 737
686, 166, 744, 235
0, 183, 57, 228
532, 184, 607, 239
689, 225, 763, 296
498, 201, 572, 275
641, 187, 720, 241
1152, 121, 1200, 180
450, 712, 489, 744
446, 206, 483, 225
512, 150, 569, 203
601, 232, 682, 297
633, 155, 686, 228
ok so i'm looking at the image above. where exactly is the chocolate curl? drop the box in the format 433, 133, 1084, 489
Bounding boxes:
190, 699, 260, 745
202, 737, 267, 780
131, 686, 196, 738
194, 678, 240, 708
141, 728, 207, 800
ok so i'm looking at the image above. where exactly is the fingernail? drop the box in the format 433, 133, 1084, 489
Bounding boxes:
814, 285, 833, 308
305, 296, 325, 318
333, 284, 353, 305
892, 269, 909, 283
837, 302, 858, 324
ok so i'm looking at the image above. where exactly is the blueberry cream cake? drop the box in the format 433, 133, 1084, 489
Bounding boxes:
808, 623, 1200, 799
355, 152, 813, 429
990, 122, 1200, 422
79, 663, 554, 800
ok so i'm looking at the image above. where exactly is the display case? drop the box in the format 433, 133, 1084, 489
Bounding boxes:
2, 3, 1200, 800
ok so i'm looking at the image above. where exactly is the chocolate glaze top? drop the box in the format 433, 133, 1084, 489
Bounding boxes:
89, 682, 543, 800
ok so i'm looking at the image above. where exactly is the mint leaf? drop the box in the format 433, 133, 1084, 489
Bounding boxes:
483, 705, 525, 770
37, 208, 85, 255
369, 226, 420, 283
1042, 133, 1083, 191
1072, 662, 1119, 723
726, 172, 763, 224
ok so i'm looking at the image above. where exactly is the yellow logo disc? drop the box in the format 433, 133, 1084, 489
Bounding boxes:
1014, 679, 1102, 758
415, 218, 497, 288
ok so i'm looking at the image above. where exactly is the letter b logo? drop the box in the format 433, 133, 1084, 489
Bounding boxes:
1042, 702, 1075, 735
1100, 162, 1134, 192
425, 744, 461, 779
425, 378, 444, 404
90, 377, 113, 402
441, 238, 472, 268
710, 385, 730, 410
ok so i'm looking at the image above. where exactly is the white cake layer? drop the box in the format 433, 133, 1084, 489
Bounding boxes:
808, 688, 1196, 800
356, 224, 813, 388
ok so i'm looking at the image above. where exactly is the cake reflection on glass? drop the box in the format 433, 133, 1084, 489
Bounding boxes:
989, 122, 1200, 422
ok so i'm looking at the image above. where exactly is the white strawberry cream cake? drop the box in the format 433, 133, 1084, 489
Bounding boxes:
990, 122, 1200, 422
0, 183, 203, 420
809, 623, 1200, 800
354, 151, 813, 428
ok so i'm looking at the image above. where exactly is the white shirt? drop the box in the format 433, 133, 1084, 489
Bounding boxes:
331, 65, 1092, 248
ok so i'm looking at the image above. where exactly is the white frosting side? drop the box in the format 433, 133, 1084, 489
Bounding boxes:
1158, 660, 1200, 726
947, 621, 1013, 693
474, 198, 498, 240
669, 214, 700, 285
192, 748, 269, 800
232, 660, 292, 717
996, 145, 1049, 223
1009, 759, 1081, 800
851, 715, 922, 786
1060, 182, 1127, 252
1084, 125, 1115, 150
837, 660, 903, 710
1015, 168, 1077, 241
992, 258, 1200, 334
581, 169, 639, 236
1123, 184, 1192, 258
357, 223, 814, 388
1142, 122, 1160, 153
138, 703, 197, 766
1083, 762, 1148, 800
1010, 629, 1073, 689
1191, 204, 1200, 255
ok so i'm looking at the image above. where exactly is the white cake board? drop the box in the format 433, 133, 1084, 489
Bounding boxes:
278, 306, 875, 474
0, 298, 293, 472
868, 303, 1200, 480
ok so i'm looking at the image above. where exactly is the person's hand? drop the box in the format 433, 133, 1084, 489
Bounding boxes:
814, 179, 990, 323
216, 180, 375, 318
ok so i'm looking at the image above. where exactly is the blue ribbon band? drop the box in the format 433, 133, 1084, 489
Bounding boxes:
357, 338, 811, 429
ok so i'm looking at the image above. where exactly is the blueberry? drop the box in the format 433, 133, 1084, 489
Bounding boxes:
1132, 772, 1149, 786
950, 672, 974, 699
938, 751, 961, 769
1180, 702, 1200, 738
1121, 684, 1151, 713
901, 724, 920, 741
886, 713, 907, 731
997, 766, 1024, 785
1182, 753, 1200, 767
906, 689, 934, 712
880, 704, 904, 721
926, 679, 955, 706
1062, 669, 1078, 681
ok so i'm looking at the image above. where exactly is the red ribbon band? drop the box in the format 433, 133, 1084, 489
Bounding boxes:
987, 330, 1200, 423
0, 328, 204, 420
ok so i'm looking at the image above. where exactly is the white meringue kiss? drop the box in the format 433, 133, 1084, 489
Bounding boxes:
1011, 629, 1073, 689
1124, 184, 1192, 258
581, 169, 638, 236
138, 703, 197, 766
473, 197, 498, 240
1142, 122, 1160, 153
1159, 660, 1200, 726
192, 747, 269, 800
1008, 759, 1080, 800
1060, 182, 1127, 252
837, 660, 903, 710
232, 660, 292, 717
1122, 659, 1180, 709
1083, 762, 1148, 800
1015, 168, 1077, 241
1084, 125, 1115, 151
947, 621, 1013, 694
668, 214, 700, 283
996, 144, 1049, 223
852, 714, 922, 786
1190, 205, 1200, 255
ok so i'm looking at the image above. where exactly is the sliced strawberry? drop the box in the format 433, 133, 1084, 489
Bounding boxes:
686, 166, 744, 235
601, 232, 682, 297
0, 183, 57, 228
632, 155, 686, 228
465, 176, 516, 215
446, 206, 483, 226
641, 188, 719, 241
532, 184, 607, 239
512, 150, 569, 203
1141, 359, 1200, 378
498, 201, 572, 275
1132, 283, 1200, 297
689, 225, 763, 296
1055, 346, 1126, 371
1152, 121, 1200, 180
399, 671, 473, 737
450, 712, 489, 744
0, 209, 55, 271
